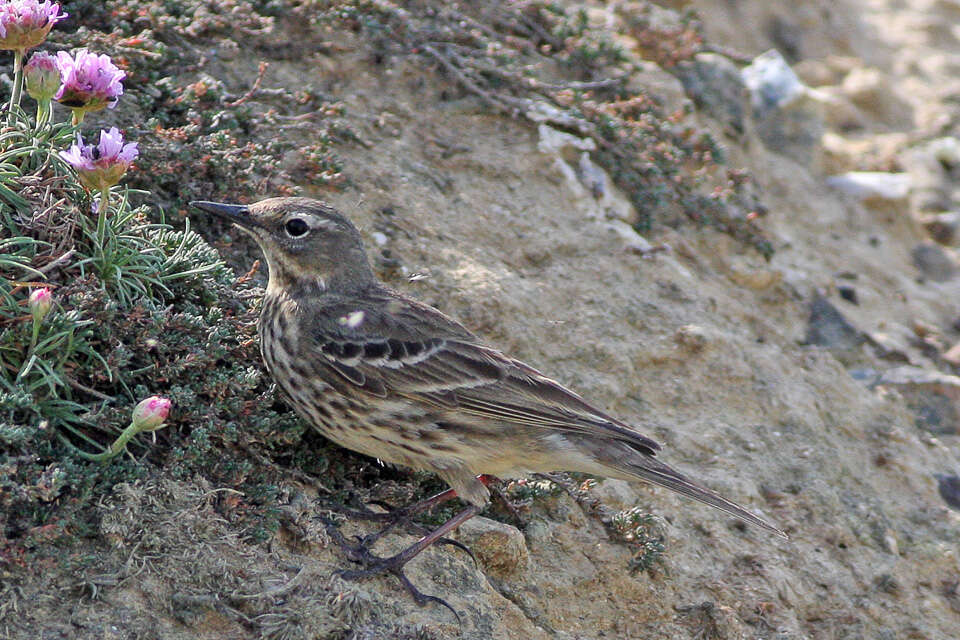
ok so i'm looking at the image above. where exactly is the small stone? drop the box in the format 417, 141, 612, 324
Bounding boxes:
911, 242, 957, 282
538, 125, 637, 223
605, 220, 652, 252
942, 343, 960, 367
819, 131, 909, 175
578, 152, 607, 199
874, 572, 900, 594
935, 474, 960, 511
876, 366, 960, 434
742, 49, 806, 116
793, 58, 836, 87
837, 285, 858, 305
455, 516, 528, 576
881, 529, 900, 556
804, 293, 867, 350
868, 332, 912, 362
674, 324, 710, 353
919, 212, 960, 245
727, 260, 783, 291
813, 88, 868, 132
903, 139, 959, 213
825, 172, 912, 203
849, 368, 880, 383
840, 68, 913, 127
927, 137, 960, 169
912, 319, 940, 339
741, 49, 825, 164
536, 123, 596, 155
676, 53, 748, 135
590, 479, 641, 511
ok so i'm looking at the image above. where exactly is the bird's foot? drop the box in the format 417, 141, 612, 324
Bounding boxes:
335, 548, 462, 624
324, 505, 482, 623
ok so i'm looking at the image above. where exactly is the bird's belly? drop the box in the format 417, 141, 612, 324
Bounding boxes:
261, 350, 436, 469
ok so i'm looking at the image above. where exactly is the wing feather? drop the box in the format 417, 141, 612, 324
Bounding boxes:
307, 293, 660, 455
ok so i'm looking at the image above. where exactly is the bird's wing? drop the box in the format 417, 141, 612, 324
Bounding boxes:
305, 291, 788, 538
305, 290, 661, 456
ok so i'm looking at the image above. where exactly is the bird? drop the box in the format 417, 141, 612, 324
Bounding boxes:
191, 197, 786, 603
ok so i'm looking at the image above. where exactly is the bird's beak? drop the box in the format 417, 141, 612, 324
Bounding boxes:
190, 201, 258, 230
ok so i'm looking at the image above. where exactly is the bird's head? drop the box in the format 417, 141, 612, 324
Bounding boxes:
191, 197, 375, 294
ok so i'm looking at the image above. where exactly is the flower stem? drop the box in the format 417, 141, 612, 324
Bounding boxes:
99, 186, 111, 216
29, 316, 40, 351
71, 109, 84, 126
34, 99, 51, 129
8, 49, 25, 125
71, 420, 142, 462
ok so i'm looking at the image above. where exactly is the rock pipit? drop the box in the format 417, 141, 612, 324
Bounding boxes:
192, 197, 785, 607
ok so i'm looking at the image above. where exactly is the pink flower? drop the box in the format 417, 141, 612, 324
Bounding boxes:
24, 50, 59, 101
0, 0, 66, 52
131, 396, 171, 431
60, 127, 139, 192
28, 286, 52, 319
54, 48, 124, 115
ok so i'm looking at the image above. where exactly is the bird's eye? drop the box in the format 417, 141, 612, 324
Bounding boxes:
284, 218, 310, 238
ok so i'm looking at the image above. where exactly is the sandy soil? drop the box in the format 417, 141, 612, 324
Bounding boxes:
5, 0, 960, 638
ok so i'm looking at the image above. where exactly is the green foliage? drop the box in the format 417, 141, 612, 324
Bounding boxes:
505, 476, 566, 503
611, 507, 667, 573
0, 2, 364, 561
0, 100, 294, 562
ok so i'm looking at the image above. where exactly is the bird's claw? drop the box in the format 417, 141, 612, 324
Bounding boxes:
335, 548, 463, 626
436, 536, 477, 567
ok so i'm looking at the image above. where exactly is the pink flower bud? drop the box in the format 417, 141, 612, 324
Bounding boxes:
28, 286, 52, 319
131, 396, 171, 431
24, 50, 59, 101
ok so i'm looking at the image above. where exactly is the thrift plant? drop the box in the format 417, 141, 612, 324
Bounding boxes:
60, 127, 138, 211
22, 49, 57, 123
0, 0, 64, 122
2, 0, 161, 449
2, 0, 323, 561
54, 48, 125, 124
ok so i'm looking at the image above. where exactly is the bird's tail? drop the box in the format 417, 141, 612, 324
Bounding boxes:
581, 439, 788, 538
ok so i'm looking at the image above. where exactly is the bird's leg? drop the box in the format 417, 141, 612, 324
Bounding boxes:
316, 483, 463, 525
336, 504, 482, 622
353, 474, 497, 545
489, 483, 526, 527
355, 485, 475, 563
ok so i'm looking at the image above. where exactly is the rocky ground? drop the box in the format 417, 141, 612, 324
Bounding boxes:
4, 0, 960, 638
